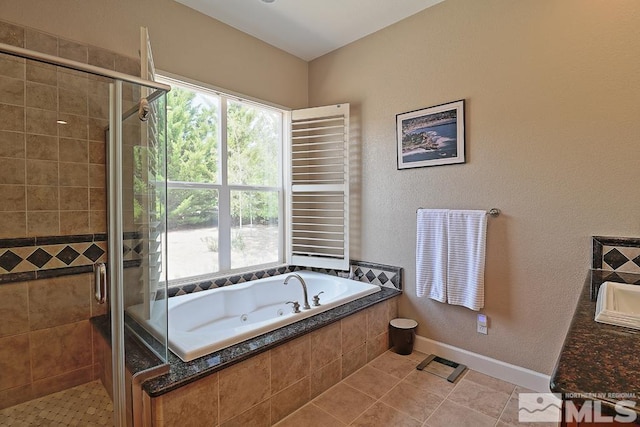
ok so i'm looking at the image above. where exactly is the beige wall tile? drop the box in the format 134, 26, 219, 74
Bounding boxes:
89, 188, 105, 211
60, 210, 89, 234
26, 107, 57, 136
88, 118, 107, 142
0, 54, 25, 79
0, 131, 25, 158
27, 211, 59, 236
27, 185, 58, 210
25, 29, 57, 56
0, 184, 26, 211
310, 321, 341, 370
0, 384, 32, 411
57, 69, 88, 91
60, 187, 88, 211
59, 138, 87, 163
88, 46, 115, 70
342, 344, 367, 379
0, 333, 31, 391
159, 372, 218, 427
57, 113, 87, 139
88, 91, 109, 120
367, 300, 389, 339
114, 55, 140, 77
89, 210, 106, 234
89, 163, 105, 188
26, 159, 57, 185
221, 400, 270, 427
310, 358, 341, 399
29, 275, 91, 330
26, 81, 56, 111
0, 75, 24, 106
0, 21, 24, 47
271, 378, 309, 424
59, 162, 87, 186
88, 141, 105, 164
0, 103, 25, 132
341, 310, 366, 354
366, 331, 389, 362
30, 320, 92, 380
0, 211, 26, 237
0, 282, 29, 337
58, 38, 88, 63
271, 335, 309, 394
31, 366, 93, 399
59, 87, 88, 116
0, 157, 25, 184
219, 351, 270, 422
26, 134, 58, 160
26, 61, 56, 86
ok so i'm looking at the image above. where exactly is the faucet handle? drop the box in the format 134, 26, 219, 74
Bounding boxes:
312, 291, 325, 307
286, 301, 301, 313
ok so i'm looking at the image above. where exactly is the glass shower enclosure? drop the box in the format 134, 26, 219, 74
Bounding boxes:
0, 41, 170, 427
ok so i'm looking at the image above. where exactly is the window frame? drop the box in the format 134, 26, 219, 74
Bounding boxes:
157, 72, 290, 285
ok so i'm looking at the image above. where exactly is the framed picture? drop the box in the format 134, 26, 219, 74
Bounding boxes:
396, 99, 465, 170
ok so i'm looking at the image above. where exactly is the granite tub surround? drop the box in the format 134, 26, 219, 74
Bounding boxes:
551, 269, 640, 418
144, 293, 399, 426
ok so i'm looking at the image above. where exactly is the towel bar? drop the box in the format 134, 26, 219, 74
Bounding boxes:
416, 207, 501, 217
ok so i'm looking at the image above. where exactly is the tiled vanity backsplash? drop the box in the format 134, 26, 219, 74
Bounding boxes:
593, 236, 640, 274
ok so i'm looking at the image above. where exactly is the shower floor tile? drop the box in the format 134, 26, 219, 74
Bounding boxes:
0, 380, 113, 426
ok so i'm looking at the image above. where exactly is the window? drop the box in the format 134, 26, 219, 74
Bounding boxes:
158, 76, 284, 282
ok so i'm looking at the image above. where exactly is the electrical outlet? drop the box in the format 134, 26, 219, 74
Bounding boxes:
477, 314, 488, 335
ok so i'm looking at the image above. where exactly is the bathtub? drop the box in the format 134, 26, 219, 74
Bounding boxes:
127, 271, 381, 362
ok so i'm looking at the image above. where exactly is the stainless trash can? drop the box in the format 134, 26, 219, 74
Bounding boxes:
389, 318, 418, 355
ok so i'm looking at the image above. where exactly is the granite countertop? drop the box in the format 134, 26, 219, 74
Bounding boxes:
550, 270, 640, 414
94, 286, 401, 397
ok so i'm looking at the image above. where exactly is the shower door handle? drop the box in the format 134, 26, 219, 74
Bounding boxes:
94, 263, 107, 304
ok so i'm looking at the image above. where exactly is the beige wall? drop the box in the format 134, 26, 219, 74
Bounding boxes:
0, 0, 308, 109
309, 0, 640, 374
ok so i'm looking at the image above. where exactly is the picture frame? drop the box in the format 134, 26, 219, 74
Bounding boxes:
396, 99, 465, 170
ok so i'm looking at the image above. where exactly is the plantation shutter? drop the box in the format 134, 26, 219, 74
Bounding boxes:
288, 104, 349, 270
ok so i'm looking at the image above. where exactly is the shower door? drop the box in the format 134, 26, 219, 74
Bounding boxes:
108, 80, 169, 426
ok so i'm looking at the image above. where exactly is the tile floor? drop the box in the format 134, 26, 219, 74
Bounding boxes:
275, 349, 557, 427
0, 380, 113, 426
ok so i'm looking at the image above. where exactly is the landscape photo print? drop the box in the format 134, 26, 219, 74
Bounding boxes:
396, 99, 465, 169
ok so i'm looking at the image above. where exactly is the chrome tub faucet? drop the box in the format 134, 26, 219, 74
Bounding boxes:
284, 273, 311, 310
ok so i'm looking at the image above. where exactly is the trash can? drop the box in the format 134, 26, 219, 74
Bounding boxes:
389, 318, 418, 355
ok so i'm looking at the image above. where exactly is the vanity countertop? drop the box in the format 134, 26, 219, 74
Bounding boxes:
550, 270, 640, 415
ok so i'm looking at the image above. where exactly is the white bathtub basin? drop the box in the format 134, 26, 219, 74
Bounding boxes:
595, 281, 640, 330
128, 271, 381, 361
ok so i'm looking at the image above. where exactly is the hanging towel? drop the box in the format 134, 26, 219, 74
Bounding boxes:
446, 210, 487, 311
416, 209, 448, 302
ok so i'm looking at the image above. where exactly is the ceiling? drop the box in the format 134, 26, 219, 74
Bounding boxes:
175, 0, 445, 61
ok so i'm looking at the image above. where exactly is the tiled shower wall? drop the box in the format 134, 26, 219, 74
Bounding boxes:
0, 19, 140, 409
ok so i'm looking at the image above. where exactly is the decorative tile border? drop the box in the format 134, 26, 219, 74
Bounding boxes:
592, 236, 640, 274
0, 232, 144, 284
167, 260, 403, 297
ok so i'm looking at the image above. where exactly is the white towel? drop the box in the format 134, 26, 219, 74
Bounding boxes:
416, 209, 448, 302
446, 210, 487, 311
415, 209, 487, 311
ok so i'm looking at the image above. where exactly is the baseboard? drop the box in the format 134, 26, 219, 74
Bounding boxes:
414, 335, 551, 393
